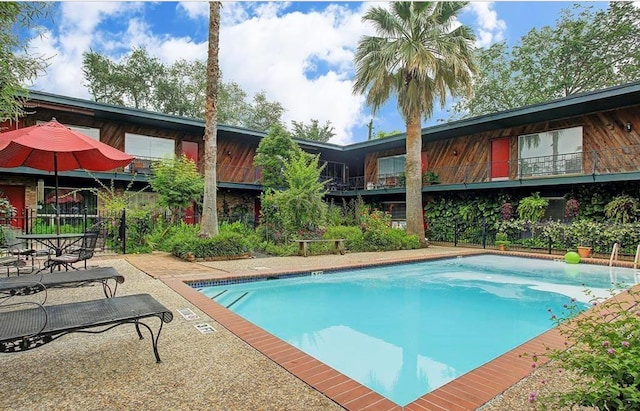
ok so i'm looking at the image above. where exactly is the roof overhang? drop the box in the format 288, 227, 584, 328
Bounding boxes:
25, 81, 640, 154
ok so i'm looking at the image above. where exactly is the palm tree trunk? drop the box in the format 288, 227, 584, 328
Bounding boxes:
199, 1, 220, 237
405, 112, 427, 247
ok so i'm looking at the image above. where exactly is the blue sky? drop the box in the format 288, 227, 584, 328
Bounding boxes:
24, 1, 609, 145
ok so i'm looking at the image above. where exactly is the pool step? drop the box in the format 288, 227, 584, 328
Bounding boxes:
211, 290, 251, 309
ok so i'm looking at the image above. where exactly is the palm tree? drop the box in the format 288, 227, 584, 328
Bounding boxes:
353, 2, 476, 246
200, 1, 221, 237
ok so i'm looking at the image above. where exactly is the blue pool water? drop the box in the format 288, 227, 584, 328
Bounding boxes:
199, 255, 637, 406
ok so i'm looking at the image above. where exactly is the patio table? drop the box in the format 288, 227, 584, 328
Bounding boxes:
16, 233, 85, 257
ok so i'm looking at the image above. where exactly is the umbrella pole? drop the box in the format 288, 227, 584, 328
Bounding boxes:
54, 152, 60, 236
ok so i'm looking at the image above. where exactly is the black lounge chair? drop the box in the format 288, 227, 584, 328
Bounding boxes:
0, 293, 173, 363
0, 266, 125, 300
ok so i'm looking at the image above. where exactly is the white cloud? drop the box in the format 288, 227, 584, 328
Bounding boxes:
177, 1, 209, 20
219, 2, 370, 144
467, 2, 506, 48
29, 3, 140, 99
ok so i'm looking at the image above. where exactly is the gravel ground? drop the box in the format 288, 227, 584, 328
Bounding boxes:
479, 364, 597, 411
0, 258, 342, 411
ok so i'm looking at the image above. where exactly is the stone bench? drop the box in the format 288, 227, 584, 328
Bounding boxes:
295, 239, 346, 257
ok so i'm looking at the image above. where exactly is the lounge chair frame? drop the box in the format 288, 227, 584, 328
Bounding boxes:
0, 294, 173, 363
0, 266, 125, 300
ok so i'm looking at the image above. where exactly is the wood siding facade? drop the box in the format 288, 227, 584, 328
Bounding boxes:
364, 105, 640, 186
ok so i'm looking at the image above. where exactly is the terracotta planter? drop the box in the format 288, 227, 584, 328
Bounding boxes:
577, 246, 592, 258
498, 244, 506, 251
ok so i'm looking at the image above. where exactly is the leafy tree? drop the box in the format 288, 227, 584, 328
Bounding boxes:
244, 90, 285, 131
353, 2, 476, 247
291, 119, 335, 142
150, 155, 204, 223
0, 2, 50, 122
375, 130, 402, 139
82, 49, 285, 129
200, 1, 221, 237
155, 59, 206, 118
269, 151, 328, 237
253, 124, 301, 189
82, 51, 124, 106
453, 2, 640, 117
82, 47, 163, 110
218, 80, 251, 126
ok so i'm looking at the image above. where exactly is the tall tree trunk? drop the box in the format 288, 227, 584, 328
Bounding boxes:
405, 112, 427, 247
199, 1, 220, 237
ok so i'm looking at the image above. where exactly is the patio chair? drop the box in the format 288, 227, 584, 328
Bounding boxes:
0, 293, 173, 363
0, 266, 125, 301
0, 226, 36, 275
45, 233, 98, 271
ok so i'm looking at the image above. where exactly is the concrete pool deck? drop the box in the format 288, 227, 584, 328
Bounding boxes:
0, 247, 629, 410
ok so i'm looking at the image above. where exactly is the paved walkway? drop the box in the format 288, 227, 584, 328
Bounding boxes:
126, 245, 478, 282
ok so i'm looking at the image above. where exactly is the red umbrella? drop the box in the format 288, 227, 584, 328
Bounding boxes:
0, 118, 134, 233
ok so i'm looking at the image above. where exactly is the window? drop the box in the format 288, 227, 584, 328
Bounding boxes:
37, 121, 100, 141
518, 126, 583, 177
125, 133, 175, 160
68, 125, 100, 141
39, 187, 98, 215
383, 201, 407, 228
128, 192, 159, 210
378, 155, 405, 178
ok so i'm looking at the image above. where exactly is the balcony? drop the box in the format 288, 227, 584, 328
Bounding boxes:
119, 145, 640, 192
123, 158, 262, 185
333, 145, 640, 192
428, 145, 640, 185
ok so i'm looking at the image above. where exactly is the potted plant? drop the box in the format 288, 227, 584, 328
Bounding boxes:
569, 219, 596, 258
423, 170, 440, 185
396, 172, 406, 187
517, 192, 549, 223
495, 231, 510, 251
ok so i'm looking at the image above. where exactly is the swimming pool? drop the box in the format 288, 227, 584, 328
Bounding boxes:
199, 255, 637, 406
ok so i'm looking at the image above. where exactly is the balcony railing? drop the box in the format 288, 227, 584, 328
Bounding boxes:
119, 144, 640, 190
428, 145, 640, 186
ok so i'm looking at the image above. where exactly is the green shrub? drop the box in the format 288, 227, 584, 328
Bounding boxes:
529, 287, 640, 410
517, 193, 549, 223
172, 231, 251, 259
604, 195, 639, 224
323, 225, 363, 251
153, 222, 200, 252
256, 241, 298, 256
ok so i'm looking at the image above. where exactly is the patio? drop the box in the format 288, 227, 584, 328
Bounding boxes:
0, 247, 600, 410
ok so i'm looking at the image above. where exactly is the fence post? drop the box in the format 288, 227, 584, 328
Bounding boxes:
22, 207, 28, 233
482, 219, 487, 249
83, 207, 88, 233
548, 234, 552, 255
454, 218, 458, 247
120, 209, 126, 254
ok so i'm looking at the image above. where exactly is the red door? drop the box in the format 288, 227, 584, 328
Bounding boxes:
490, 138, 510, 180
182, 141, 199, 224
0, 185, 25, 228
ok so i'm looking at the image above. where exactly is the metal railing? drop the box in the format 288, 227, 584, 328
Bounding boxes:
118, 144, 640, 190
1, 208, 125, 254
424, 144, 640, 186
427, 219, 640, 260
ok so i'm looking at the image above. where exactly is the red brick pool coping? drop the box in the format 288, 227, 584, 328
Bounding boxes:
144, 251, 637, 411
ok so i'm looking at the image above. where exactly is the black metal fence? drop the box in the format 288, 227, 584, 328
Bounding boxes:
427, 219, 640, 260
2, 208, 126, 254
